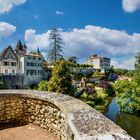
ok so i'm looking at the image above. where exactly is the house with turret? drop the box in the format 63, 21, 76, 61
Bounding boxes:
0, 40, 46, 88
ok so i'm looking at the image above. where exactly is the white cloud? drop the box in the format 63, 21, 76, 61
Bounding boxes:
55, 11, 64, 16
24, 25, 140, 69
0, 0, 26, 14
111, 58, 135, 70
122, 0, 140, 13
25, 29, 50, 51
0, 22, 16, 40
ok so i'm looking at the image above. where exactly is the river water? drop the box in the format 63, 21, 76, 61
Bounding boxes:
104, 98, 140, 140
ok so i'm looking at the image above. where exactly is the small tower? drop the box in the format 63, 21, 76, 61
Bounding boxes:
14, 40, 26, 57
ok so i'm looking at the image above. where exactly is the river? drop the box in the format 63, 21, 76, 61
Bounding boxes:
104, 98, 140, 140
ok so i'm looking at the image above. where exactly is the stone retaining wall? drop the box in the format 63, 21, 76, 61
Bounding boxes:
0, 75, 23, 89
0, 90, 134, 140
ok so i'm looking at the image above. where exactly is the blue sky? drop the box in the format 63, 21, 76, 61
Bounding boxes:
0, 0, 140, 69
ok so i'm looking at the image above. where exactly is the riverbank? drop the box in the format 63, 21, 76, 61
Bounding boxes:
104, 98, 140, 140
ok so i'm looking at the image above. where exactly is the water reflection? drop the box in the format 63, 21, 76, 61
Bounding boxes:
104, 98, 140, 140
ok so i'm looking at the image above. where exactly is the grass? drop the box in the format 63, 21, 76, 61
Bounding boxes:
95, 87, 108, 99
79, 86, 112, 113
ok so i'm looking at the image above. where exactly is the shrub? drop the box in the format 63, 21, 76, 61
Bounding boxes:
38, 81, 48, 91
29, 83, 38, 90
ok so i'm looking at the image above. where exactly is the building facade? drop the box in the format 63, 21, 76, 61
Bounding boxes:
20, 54, 44, 87
0, 40, 46, 88
0, 46, 19, 75
86, 54, 110, 70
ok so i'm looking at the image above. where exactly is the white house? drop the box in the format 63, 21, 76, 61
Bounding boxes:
0, 40, 46, 88
20, 53, 44, 87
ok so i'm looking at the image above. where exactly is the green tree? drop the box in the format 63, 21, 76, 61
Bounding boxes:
48, 60, 73, 95
67, 56, 78, 64
38, 81, 48, 91
133, 52, 140, 86
111, 53, 140, 115
48, 28, 64, 63
114, 80, 140, 114
114, 68, 129, 75
72, 72, 84, 81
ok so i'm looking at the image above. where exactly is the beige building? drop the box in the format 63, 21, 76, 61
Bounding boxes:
0, 46, 19, 75
86, 54, 110, 70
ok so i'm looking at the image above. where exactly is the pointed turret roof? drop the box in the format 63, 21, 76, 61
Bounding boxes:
15, 40, 24, 51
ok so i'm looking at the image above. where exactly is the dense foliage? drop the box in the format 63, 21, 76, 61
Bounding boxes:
85, 86, 97, 99
67, 62, 93, 68
114, 52, 140, 115
99, 81, 115, 96
114, 68, 134, 77
38, 80, 48, 91
114, 81, 140, 114
133, 52, 140, 86
48, 60, 73, 95
67, 56, 77, 64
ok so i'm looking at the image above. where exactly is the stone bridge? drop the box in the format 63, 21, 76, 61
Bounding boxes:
0, 90, 134, 140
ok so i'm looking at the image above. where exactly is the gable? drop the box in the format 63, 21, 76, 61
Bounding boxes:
0, 46, 17, 60
5, 49, 16, 59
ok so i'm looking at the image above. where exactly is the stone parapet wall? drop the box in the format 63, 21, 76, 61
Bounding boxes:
0, 90, 134, 140
0, 96, 66, 140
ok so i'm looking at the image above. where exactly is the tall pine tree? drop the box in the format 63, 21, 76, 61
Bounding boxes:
48, 28, 64, 64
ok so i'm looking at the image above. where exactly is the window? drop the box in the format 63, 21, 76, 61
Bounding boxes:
12, 70, 15, 74
31, 63, 34, 66
3, 61, 9, 66
27, 69, 30, 76
38, 63, 42, 67
27, 62, 38, 67
27, 62, 29, 66
5, 69, 8, 74
11, 62, 16, 66
38, 70, 42, 75
27, 69, 38, 76
34, 70, 37, 75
